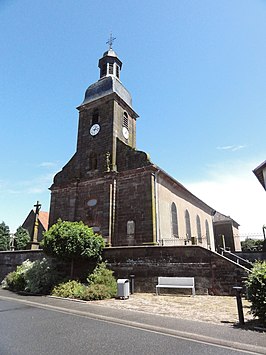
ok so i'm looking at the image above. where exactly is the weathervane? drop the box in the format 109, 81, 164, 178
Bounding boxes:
106, 32, 116, 49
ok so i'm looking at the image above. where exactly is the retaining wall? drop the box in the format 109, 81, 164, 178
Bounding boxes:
103, 246, 249, 295
0, 246, 249, 295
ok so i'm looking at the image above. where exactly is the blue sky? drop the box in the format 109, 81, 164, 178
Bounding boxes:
0, 0, 265, 235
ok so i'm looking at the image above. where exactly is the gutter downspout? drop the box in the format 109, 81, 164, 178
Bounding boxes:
108, 177, 117, 247
108, 182, 113, 247
112, 178, 117, 245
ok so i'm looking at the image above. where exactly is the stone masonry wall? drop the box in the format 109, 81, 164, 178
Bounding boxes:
0, 246, 249, 296
102, 246, 249, 296
0, 250, 45, 282
115, 168, 154, 246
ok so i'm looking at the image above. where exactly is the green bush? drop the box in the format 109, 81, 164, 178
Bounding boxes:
2, 260, 33, 291
83, 284, 115, 300
2, 258, 64, 295
86, 262, 117, 300
88, 263, 117, 290
24, 258, 63, 294
3, 270, 25, 291
246, 261, 266, 325
51, 263, 117, 301
52, 280, 86, 299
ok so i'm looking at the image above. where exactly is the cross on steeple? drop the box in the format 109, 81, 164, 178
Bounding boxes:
106, 33, 116, 49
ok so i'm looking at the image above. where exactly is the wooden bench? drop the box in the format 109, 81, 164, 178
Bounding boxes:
156, 277, 195, 296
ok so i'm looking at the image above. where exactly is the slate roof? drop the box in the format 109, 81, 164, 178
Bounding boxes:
80, 75, 133, 109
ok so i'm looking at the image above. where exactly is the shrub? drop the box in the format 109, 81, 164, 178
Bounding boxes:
246, 261, 266, 325
83, 284, 115, 301
52, 280, 86, 299
2, 258, 64, 295
24, 258, 63, 294
51, 263, 117, 301
87, 262, 117, 294
2, 260, 33, 292
3, 270, 25, 292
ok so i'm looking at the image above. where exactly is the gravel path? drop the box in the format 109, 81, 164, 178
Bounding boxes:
91, 293, 254, 325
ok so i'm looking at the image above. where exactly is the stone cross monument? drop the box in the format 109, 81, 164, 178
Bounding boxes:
30, 200, 41, 250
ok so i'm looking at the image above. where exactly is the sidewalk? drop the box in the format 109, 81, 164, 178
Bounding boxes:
0, 289, 265, 354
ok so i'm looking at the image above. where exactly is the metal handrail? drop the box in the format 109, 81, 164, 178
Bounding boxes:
220, 248, 253, 268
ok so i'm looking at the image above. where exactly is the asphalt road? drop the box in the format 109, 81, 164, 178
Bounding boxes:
0, 298, 263, 355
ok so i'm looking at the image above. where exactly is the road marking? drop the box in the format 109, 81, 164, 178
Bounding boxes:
0, 294, 265, 355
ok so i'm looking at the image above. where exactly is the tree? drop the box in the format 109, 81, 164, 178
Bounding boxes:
0, 221, 10, 251
41, 219, 105, 277
14, 226, 30, 250
241, 238, 264, 252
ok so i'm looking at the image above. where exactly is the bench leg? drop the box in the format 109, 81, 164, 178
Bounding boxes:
192, 288, 195, 296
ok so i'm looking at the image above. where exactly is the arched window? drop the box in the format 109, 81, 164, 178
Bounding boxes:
185, 210, 191, 240
171, 202, 179, 238
196, 215, 202, 243
89, 152, 97, 170
205, 220, 211, 246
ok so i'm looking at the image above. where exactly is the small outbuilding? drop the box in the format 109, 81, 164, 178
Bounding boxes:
213, 211, 241, 252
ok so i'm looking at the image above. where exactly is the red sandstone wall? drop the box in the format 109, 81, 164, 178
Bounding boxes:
102, 246, 249, 296
0, 246, 249, 296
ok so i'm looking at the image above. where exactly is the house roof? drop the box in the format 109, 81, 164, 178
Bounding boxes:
213, 211, 240, 227
253, 160, 266, 190
22, 210, 49, 234
38, 211, 49, 231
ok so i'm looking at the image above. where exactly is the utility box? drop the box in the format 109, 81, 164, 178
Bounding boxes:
117, 279, 130, 299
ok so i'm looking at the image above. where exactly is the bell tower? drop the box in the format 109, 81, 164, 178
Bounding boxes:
75, 42, 138, 176
49, 39, 152, 245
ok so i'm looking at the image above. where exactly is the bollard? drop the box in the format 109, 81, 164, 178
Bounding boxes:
233, 286, 244, 325
129, 274, 135, 294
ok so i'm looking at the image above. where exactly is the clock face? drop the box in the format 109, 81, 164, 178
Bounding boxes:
122, 126, 129, 139
90, 123, 100, 136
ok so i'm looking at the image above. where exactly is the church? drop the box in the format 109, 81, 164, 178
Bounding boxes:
49, 43, 231, 251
